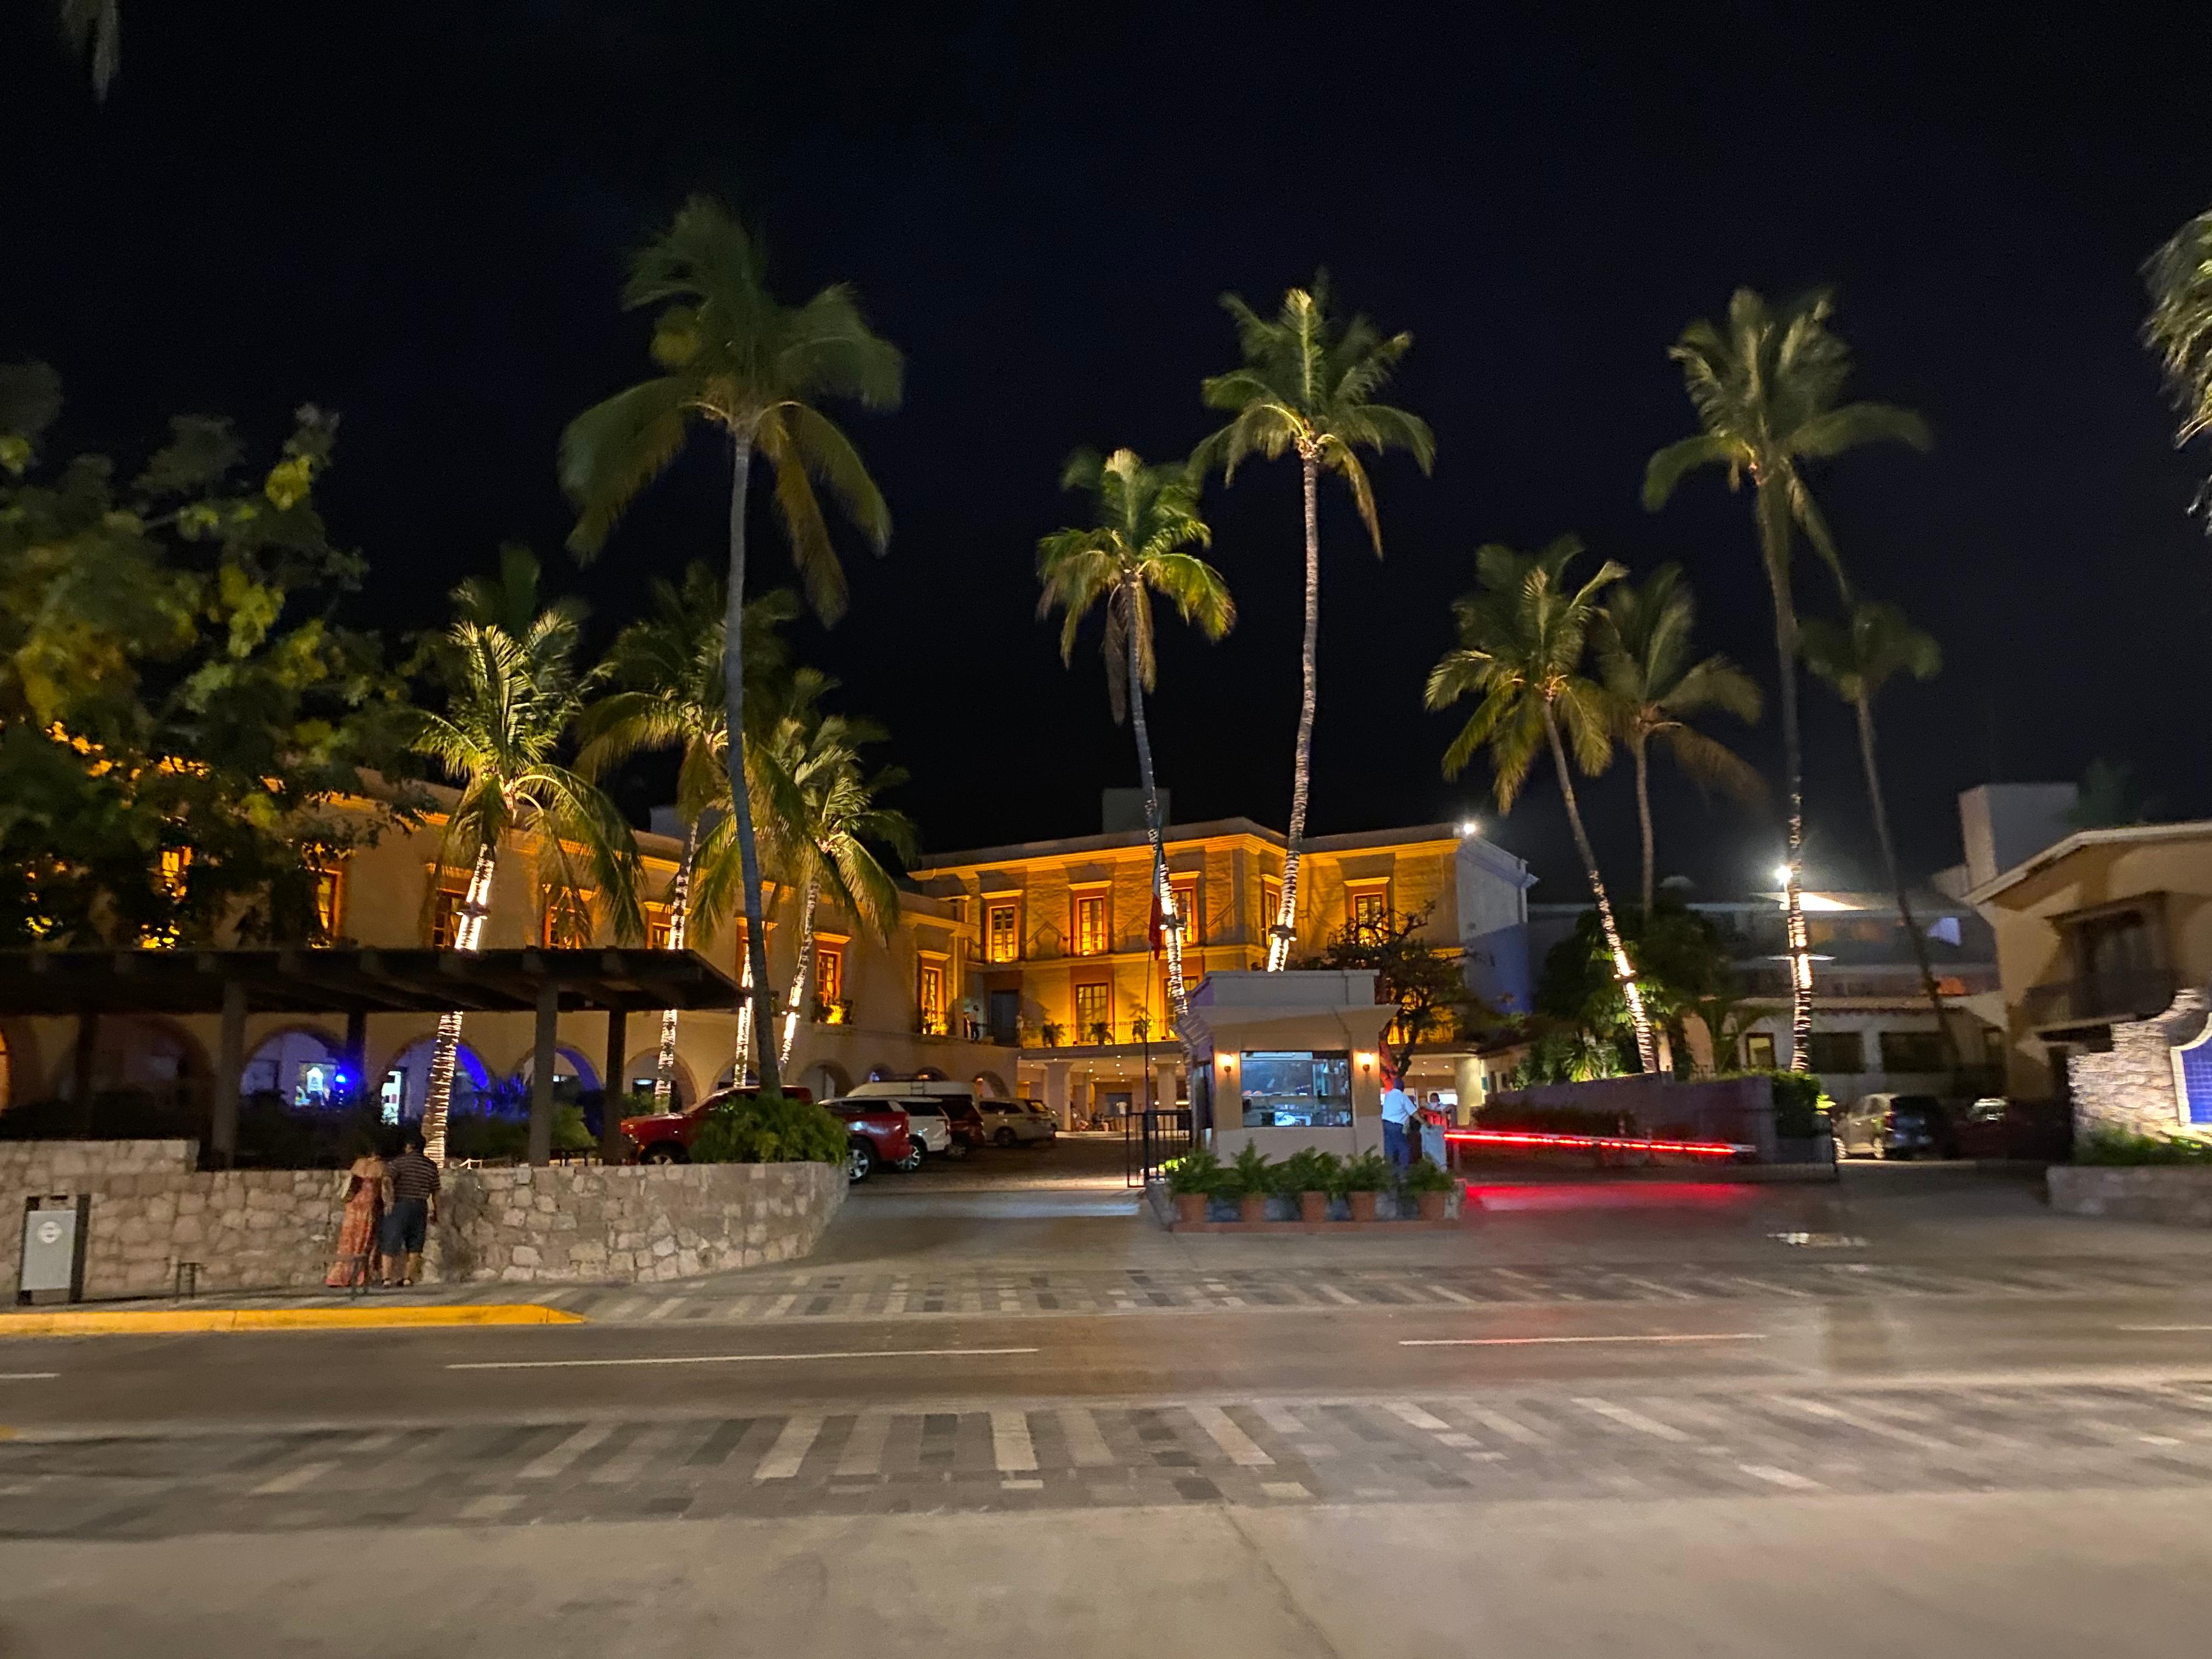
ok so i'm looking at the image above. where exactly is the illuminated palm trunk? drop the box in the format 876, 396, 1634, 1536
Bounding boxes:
721, 430, 784, 1094
731, 943, 755, 1085
421, 844, 498, 1164
1265, 449, 1323, 971
1543, 708, 1658, 1074
1123, 583, 1190, 1031
1757, 482, 1815, 1073
779, 871, 820, 1070
650, 821, 699, 1109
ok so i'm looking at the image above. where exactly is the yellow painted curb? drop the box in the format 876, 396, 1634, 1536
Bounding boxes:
0, 1305, 586, 1336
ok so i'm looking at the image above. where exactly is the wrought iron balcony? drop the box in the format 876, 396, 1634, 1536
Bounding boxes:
2019, 968, 2179, 1029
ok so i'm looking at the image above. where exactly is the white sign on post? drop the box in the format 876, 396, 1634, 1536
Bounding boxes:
19, 1201, 81, 1295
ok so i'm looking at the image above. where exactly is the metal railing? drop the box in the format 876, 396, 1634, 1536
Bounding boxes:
1126, 1107, 1194, 1188
2019, 968, 2179, 1028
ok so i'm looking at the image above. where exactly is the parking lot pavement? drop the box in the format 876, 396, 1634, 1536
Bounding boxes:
8, 1377, 2212, 1541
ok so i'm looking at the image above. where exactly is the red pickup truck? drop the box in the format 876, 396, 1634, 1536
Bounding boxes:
620, 1087, 913, 1183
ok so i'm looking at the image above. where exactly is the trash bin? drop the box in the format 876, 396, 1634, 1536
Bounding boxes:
18, 1195, 90, 1305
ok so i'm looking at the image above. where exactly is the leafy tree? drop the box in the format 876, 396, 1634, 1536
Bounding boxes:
1536, 899, 1733, 1072
1299, 902, 1483, 1085
577, 565, 799, 1105
1036, 448, 1233, 1030
1801, 599, 1955, 1068
1595, 563, 1763, 911
1644, 287, 1929, 1071
0, 364, 405, 949
562, 197, 903, 1097
404, 546, 642, 1162
2066, 758, 2166, 831
1426, 535, 1659, 1072
1193, 276, 1434, 970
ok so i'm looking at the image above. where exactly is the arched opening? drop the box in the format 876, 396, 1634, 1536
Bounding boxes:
57, 1015, 210, 1106
808, 1059, 853, 1101
972, 1069, 1010, 1101
620, 1050, 697, 1110
379, 1039, 490, 1124
913, 1065, 947, 1082
512, 1046, 600, 1099
242, 1027, 344, 1107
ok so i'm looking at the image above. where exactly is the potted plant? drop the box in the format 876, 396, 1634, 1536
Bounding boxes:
1164, 1149, 1223, 1224
1039, 1021, 1064, 1049
1399, 1156, 1455, 1221
1280, 1147, 1341, 1223
1229, 1143, 1273, 1223
1337, 1150, 1391, 1222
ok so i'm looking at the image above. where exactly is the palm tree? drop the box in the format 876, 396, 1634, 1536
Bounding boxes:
405, 546, 643, 1161
1596, 563, 1765, 911
561, 197, 902, 1097
1643, 287, 1929, 1071
1426, 536, 1658, 1073
577, 566, 800, 1108
750, 674, 916, 1070
1194, 276, 1434, 970
1036, 448, 1234, 1030
2143, 207, 2212, 528
1799, 600, 1954, 1069
59, 0, 119, 99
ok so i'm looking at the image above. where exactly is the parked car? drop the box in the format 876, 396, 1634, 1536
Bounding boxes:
622, 1086, 910, 1184
945, 1099, 989, 1152
1834, 1092, 1957, 1159
1952, 1096, 2071, 1161
976, 1098, 1057, 1147
840, 1080, 985, 1165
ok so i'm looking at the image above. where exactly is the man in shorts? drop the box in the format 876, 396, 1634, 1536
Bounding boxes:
380, 1127, 441, 1286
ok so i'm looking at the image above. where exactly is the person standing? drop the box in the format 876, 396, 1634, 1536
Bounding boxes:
1380, 1072, 1415, 1169
380, 1128, 441, 1287
324, 1138, 386, 1288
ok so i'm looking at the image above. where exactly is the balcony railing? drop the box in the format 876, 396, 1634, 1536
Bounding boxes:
2019, 968, 2179, 1029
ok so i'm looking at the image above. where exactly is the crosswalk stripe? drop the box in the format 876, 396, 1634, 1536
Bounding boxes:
1424, 1285, 1477, 1304
1251, 1402, 1306, 1434
836, 1412, 892, 1477
518, 1423, 614, 1480
1615, 1276, 1699, 1301
251, 1459, 335, 1496
1384, 1401, 1452, 1431
1189, 1405, 1273, 1466
991, 1411, 1038, 1472
588, 1425, 667, 1485
1316, 1285, 1360, 1306
1457, 1404, 1551, 1446
1739, 1463, 1824, 1491
645, 1297, 688, 1321
754, 1415, 825, 1480
1574, 1397, 1694, 1442
600, 1296, 646, 1321
1768, 1396, 1949, 1449
1058, 1406, 1116, 1467
765, 1293, 798, 1318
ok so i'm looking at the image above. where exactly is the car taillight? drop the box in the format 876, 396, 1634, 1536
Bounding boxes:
1883, 1111, 1899, 1128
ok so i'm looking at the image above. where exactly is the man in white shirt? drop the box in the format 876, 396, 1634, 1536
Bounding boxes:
1379, 1073, 1415, 1169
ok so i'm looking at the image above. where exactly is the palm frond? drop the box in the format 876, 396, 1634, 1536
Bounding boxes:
560, 376, 694, 557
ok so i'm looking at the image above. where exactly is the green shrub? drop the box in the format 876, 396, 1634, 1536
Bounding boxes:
1224, 1142, 1273, 1199
1398, 1158, 1454, 1195
2076, 1127, 2212, 1166
690, 1091, 846, 1165
1163, 1148, 1225, 1195
445, 1112, 528, 1163
1335, 1150, 1391, 1194
1278, 1147, 1344, 1195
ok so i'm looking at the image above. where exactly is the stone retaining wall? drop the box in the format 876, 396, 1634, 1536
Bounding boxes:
2047, 1164, 2212, 1227
2, 1141, 844, 1297
2064, 990, 2211, 1145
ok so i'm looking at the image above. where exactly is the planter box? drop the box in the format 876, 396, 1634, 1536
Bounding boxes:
1145, 1181, 1465, 1232
2049, 1164, 2212, 1227
1774, 1135, 1836, 1166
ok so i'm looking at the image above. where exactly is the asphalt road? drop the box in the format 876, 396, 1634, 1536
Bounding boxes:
7, 1283, 2212, 1429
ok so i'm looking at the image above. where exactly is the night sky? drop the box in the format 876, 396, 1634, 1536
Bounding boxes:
8, 1, 2211, 902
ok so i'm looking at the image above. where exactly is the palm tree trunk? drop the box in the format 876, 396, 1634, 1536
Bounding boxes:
721, 430, 783, 1096
421, 843, 498, 1164
1854, 695, 1960, 1072
779, 871, 821, 1070
650, 820, 699, 1109
1266, 448, 1323, 971
1544, 706, 1658, 1074
1125, 584, 1190, 1032
1632, 733, 1656, 915
1758, 482, 1815, 1073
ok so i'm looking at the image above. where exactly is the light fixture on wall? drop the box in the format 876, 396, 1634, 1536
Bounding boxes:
1458, 820, 1481, 839
1353, 1051, 1376, 1074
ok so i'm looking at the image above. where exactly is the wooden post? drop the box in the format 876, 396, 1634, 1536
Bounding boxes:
72, 1012, 98, 1134
528, 980, 558, 1167
600, 1005, 629, 1165
342, 1008, 369, 1110
212, 979, 245, 1166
